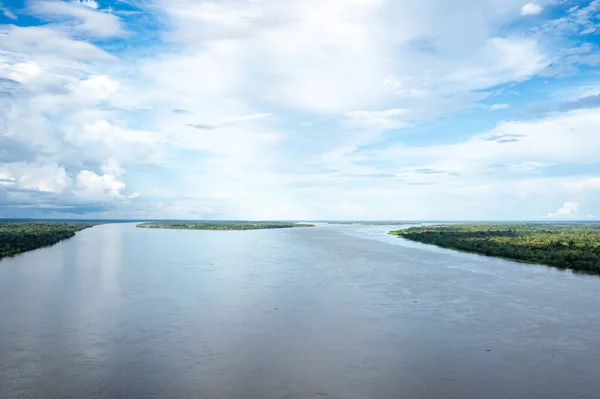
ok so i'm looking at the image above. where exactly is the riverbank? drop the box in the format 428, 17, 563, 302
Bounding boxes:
137, 222, 314, 231
389, 223, 600, 274
0, 221, 97, 259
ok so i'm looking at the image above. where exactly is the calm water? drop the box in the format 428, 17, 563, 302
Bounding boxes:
1, 223, 599, 399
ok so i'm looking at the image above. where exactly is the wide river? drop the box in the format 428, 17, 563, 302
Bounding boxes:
1, 223, 599, 399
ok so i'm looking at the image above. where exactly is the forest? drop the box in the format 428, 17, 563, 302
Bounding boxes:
0, 221, 97, 258
389, 223, 600, 273
137, 221, 314, 230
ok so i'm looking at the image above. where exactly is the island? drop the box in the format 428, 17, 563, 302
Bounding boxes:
389, 223, 600, 274
0, 221, 97, 259
137, 221, 315, 231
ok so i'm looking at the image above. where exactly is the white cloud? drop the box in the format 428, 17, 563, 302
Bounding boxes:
445, 38, 547, 89
508, 161, 551, 172
62, 118, 167, 167
74, 0, 99, 9
564, 177, 600, 191
580, 27, 597, 35
2, 62, 43, 84
2, 0, 600, 219
343, 109, 409, 131
75, 119, 154, 145
522, 3, 543, 16
292, 105, 600, 219
0, 26, 115, 60
223, 113, 271, 123
0, 162, 72, 193
369, 108, 600, 176
31, 0, 124, 37
383, 76, 429, 98
0, 162, 138, 205
548, 201, 578, 217
1, 2, 17, 20
69, 75, 120, 102
538, 0, 600, 37
489, 103, 510, 110
74, 170, 136, 200
206, 113, 272, 128
100, 159, 124, 177
154, 0, 548, 116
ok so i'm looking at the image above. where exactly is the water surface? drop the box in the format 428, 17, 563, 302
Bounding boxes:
1, 223, 599, 398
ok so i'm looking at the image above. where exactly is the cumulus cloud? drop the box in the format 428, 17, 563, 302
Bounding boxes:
61, 118, 167, 167
100, 159, 124, 177
522, 3, 543, 16
74, 0, 99, 9
548, 201, 579, 217
0, 162, 72, 193
153, 0, 551, 115
0, 161, 137, 213
74, 170, 136, 200
2, 0, 600, 219
68, 75, 120, 102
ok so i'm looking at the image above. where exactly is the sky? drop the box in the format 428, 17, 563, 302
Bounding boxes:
0, 0, 600, 220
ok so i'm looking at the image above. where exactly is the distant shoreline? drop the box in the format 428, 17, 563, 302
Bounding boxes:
389, 223, 600, 274
0, 222, 98, 259
137, 222, 314, 231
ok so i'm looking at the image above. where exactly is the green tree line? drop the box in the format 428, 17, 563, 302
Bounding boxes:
0, 222, 96, 258
389, 223, 600, 274
137, 222, 314, 231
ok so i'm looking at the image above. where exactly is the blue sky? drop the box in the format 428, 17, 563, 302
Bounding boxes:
1, 0, 599, 220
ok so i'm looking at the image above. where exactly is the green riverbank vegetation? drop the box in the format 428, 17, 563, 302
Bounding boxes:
137, 221, 314, 231
389, 223, 600, 274
0, 221, 97, 258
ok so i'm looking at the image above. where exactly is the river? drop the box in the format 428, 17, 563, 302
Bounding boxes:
1, 223, 599, 399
